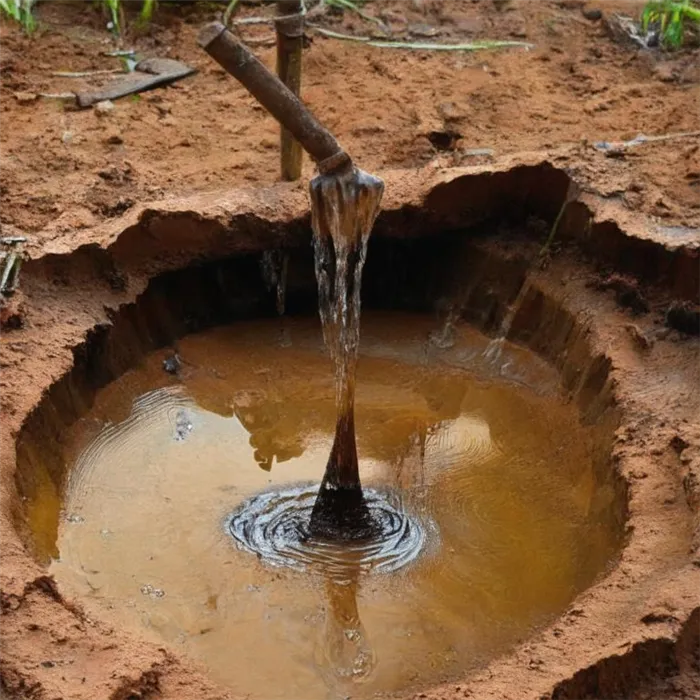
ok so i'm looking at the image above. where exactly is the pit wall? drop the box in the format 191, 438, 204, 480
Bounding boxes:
2, 161, 698, 700
13, 231, 625, 562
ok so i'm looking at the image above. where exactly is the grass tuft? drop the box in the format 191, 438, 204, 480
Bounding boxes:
642, 0, 700, 48
0, 0, 162, 37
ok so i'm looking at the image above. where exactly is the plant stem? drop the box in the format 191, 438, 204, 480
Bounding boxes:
309, 25, 533, 50
140, 0, 156, 24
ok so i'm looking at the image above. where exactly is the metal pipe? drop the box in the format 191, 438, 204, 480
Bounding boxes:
198, 22, 351, 175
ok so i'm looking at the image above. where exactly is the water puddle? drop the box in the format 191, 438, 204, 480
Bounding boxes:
25, 313, 621, 700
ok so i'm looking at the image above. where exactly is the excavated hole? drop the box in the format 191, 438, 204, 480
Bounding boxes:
12, 225, 632, 700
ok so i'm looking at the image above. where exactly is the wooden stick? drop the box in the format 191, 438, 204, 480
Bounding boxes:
276, 0, 304, 181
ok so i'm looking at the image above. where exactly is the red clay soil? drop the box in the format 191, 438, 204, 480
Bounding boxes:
0, 167, 699, 700
1, 0, 699, 242
1, 1, 700, 700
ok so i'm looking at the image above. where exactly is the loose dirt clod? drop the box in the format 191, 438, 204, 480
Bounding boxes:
624, 322, 654, 350
595, 274, 650, 315
666, 301, 700, 336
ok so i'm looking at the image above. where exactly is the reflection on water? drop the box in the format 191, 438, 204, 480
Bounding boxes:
317, 562, 377, 689
24, 313, 622, 700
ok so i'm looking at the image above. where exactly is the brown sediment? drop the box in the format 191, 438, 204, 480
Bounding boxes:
0, 164, 699, 700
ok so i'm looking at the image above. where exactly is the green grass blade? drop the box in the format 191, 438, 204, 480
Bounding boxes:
0, 0, 21, 21
140, 0, 156, 24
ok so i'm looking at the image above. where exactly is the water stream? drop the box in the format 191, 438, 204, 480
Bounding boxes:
260, 249, 291, 347
307, 165, 384, 539
483, 280, 532, 365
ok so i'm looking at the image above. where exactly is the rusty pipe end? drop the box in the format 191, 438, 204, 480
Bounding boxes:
318, 151, 353, 176
198, 21, 227, 50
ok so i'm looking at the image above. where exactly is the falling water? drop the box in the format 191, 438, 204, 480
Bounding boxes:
483, 280, 531, 365
260, 249, 289, 317
260, 250, 291, 346
308, 165, 384, 540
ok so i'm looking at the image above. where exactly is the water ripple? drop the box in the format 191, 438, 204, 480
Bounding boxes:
227, 484, 429, 580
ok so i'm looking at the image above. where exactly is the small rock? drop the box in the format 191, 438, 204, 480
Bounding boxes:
61, 131, 74, 145
94, 100, 115, 116
0, 298, 24, 331
103, 131, 123, 145
13, 91, 37, 105
379, 9, 407, 26
654, 63, 678, 83
665, 301, 700, 336
162, 353, 181, 375
624, 323, 654, 350
641, 610, 677, 624
502, 13, 528, 38
670, 435, 690, 454
582, 8, 603, 21
437, 102, 466, 121
596, 274, 649, 314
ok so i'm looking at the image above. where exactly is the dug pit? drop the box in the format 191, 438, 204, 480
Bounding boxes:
19, 312, 624, 699
2, 164, 699, 700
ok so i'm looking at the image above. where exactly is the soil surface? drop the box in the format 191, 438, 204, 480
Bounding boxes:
1, 1, 699, 700
1, 0, 699, 242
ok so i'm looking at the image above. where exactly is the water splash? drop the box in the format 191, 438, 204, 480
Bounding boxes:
228, 485, 426, 580
308, 166, 384, 539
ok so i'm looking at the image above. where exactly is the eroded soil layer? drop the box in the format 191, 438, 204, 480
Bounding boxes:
1, 167, 699, 700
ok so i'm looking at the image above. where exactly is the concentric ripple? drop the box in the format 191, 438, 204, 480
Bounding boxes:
227, 485, 428, 579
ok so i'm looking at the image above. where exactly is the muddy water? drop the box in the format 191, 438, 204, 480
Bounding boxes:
26, 314, 621, 700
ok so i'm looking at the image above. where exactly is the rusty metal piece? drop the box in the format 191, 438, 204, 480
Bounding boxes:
198, 22, 351, 174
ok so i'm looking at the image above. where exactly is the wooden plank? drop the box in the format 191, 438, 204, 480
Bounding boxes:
75, 58, 195, 108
